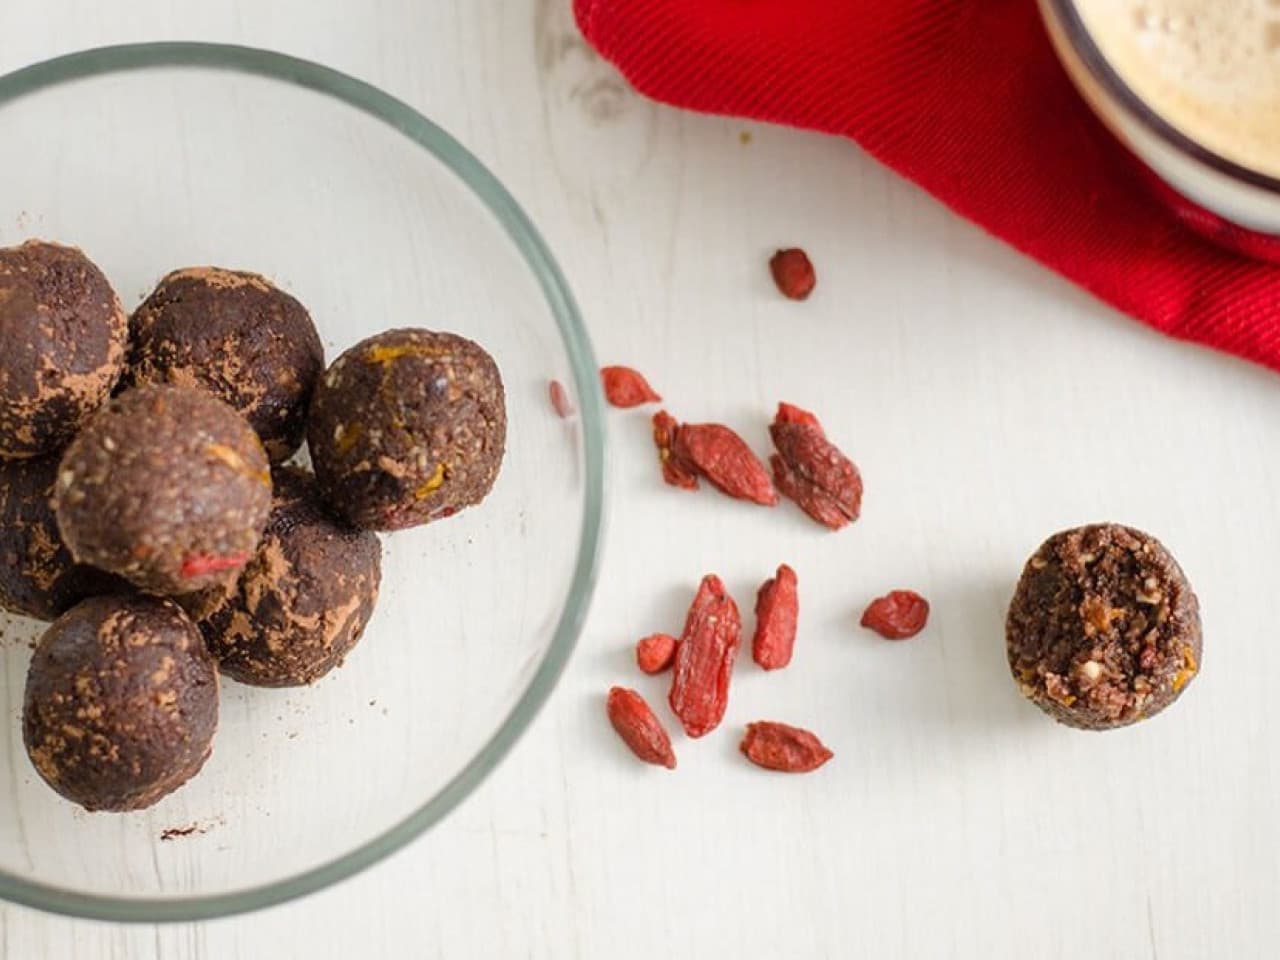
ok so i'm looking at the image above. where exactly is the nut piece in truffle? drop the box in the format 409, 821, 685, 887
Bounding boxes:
0, 240, 128, 458
1006, 524, 1201, 730
23, 595, 219, 812
54, 384, 272, 595
0, 455, 129, 620
307, 328, 506, 531
126, 268, 324, 462
200, 467, 382, 687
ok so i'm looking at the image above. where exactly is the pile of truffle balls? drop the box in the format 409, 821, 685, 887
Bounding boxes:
0, 240, 506, 812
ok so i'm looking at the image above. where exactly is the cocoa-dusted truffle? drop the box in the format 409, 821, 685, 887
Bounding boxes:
0, 455, 127, 620
23, 595, 218, 811
307, 328, 506, 531
126, 268, 323, 462
0, 240, 127, 458
54, 385, 272, 595
200, 467, 382, 687
1006, 524, 1201, 730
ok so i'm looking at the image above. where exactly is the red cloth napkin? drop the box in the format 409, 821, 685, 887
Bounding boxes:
575, 0, 1280, 374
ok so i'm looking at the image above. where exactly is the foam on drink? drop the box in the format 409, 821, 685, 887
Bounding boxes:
1073, 0, 1280, 177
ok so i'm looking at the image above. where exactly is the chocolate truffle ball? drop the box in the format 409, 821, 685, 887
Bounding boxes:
0, 455, 128, 620
1006, 524, 1201, 730
126, 268, 324, 462
54, 385, 272, 595
307, 328, 506, 531
199, 467, 381, 687
0, 240, 128, 458
23, 595, 219, 811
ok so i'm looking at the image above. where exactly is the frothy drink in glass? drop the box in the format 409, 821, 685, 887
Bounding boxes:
1041, 0, 1280, 255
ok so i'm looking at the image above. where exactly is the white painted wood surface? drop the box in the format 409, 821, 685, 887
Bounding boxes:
2, 1, 1279, 956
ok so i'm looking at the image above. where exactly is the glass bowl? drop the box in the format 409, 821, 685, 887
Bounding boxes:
0, 43, 605, 921
1038, 0, 1280, 260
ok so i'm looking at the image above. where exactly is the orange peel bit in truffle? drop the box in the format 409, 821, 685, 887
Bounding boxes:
1172, 647, 1198, 693
333, 423, 363, 457
365, 343, 445, 365
206, 443, 271, 487
414, 463, 447, 500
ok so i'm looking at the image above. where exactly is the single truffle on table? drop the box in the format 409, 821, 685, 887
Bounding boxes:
54, 384, 272, 596
307, 328, 506, 531
125, 267, 324, 462
23, 595, 219, 812
1006, 524, 1201, 730
0, 240, 128, 458
199, 467, 382, 687
0, 455, 128, 620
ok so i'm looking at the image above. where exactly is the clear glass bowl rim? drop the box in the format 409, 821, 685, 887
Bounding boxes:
0, 41, 606, 924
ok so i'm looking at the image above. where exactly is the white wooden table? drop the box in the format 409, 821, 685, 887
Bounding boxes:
3, 2, 1279, 957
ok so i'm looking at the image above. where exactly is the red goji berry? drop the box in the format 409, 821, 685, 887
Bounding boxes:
740, 721, 832, 772
860, 590, 930, 640
774, 402, 822, 430
607, 687, 676, 769
180, 552, 250, 580
769, 248, 816, 301
674, 423, 777, 506
669, 574, 742, 738
771, 456, 852, 530
601, 366, 661, 408
769, 402, 861, 529
753, 564, 798, 670
636, 633, 678, 674
652, 410, 699, 490
549, 379, 573, 418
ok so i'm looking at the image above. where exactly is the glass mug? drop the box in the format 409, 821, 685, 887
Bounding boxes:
1038, 0, 1280, 262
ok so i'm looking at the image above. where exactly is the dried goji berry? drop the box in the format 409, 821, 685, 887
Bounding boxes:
674, 423, 777, 506
549, 379, 573, 418
740, 721, 832, 772
860, 590, 929, 640
669, 574, 742, 738
180, 552, 250, 580
652, 410, 699, 490
753, 564, 798, 670
771, 456, 851, 530
636, 633, 678, 674
601, 366, 661, 408
774, 402, 822, 430
769, 403, 861, 529
607, 687, 676, 769
769, 248, 816, 301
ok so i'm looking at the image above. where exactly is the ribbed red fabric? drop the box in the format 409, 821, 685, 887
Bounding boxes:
575, 0, 1280, 373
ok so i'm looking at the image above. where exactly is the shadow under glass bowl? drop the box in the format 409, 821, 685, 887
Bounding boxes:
0, 42, 605, 922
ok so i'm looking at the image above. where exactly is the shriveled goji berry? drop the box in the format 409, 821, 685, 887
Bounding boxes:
607, 687, 676, 769
753, 564, 798, 670
180, 552, 250, 580
774, 402, 822, 429
740, 721, 832, 772
769, 402, 861, 529
601, 366, 661, 408
771, 456, 851, 530
652, 410, 699, 490
669, 574, 742, 738
674, 422, 777, 506
548, 379, 573, 418
769, 248, 816, 301
861, 590, 930, 640
636, 633, 678, 674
